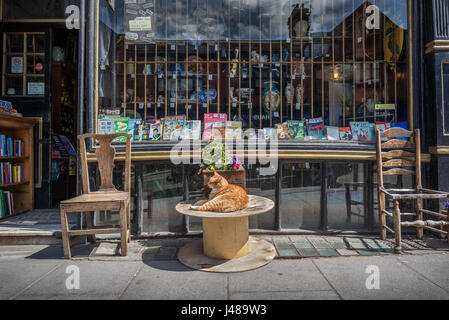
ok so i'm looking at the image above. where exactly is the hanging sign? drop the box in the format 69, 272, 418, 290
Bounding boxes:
11, 57, 23, 74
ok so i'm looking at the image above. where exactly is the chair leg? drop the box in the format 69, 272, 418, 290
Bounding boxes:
345, 185, 351, 223
86, 211, 96, 244
119, 204, 128, 256
127, 201, 131, 243
393, 200, 402, 254
415, 198, 423, 240
59, 207, 71, 259
378, 192, 387, 240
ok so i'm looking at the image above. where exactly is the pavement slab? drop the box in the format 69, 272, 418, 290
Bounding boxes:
120, 261, 227, 300
313, 255, 449, 300
12, 260, 142, 300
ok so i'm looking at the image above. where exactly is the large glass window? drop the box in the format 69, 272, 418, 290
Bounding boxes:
97, 0, 410, 140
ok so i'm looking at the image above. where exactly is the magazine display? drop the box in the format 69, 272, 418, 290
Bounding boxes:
287, 120, 305, 140
306, 118, 325, 140
225, 121, 242, 140
203, 113, 227, 140
350, 121, 370, 141
182, 120, 201, 140
275, 123, 291, 140
163, 115, 186, 141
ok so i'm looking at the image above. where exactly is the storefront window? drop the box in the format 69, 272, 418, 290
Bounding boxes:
97, 0, 409, 141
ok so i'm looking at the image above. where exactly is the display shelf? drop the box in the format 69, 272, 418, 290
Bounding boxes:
0, 114, 37, 218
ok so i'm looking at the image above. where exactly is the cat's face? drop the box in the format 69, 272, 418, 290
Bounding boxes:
208, 172, 225, 189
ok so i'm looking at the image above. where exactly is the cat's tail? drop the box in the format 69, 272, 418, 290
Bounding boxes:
190, 199, 221, 212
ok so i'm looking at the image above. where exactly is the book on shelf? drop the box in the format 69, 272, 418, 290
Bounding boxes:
0, 162, 23, 185
375, 122, 391, 142
0, 190, 14, 218
350, 121, 371, 141
339, 127, 353, 141
128, 119, 143, 142
263, 128, 278, 141
98, 119, 116, 135
306, 118, 325, 140
225, 121, 242, 140
163, 115, 186, 141
275, 123, 291, 140
212, 121, 227, 140
113, 117, 130, 142
182, 120, 202, 140
287, 120, 305, 140
326, 126, 340, 141
150, 122, 163, 141
203, 113, 227, 140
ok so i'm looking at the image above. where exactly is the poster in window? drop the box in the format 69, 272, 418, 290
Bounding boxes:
11, 57, 23, 74
27, 82, 45, 95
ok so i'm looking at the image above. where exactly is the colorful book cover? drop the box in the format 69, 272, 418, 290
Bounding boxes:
326, 126, 340, 141
203, 113, 227, 140
150, 122, 162, 141
212, 121, 227, 140
263, 128, 278, 140
375, 122, 391, 142
113, 118, 130, 142
98, 119, 115, 135
306, 118, 325, 140
350, 121, 370, 141
225, 121, 242, 140
163, 115, 185, 141
128, 119, 142, 142
275, 123, 291, 140
140, 120, 153, 141
339, 127, 353, 141
368, 124, 376, 142
287, 120, 305, 140
182, 120, 202, 140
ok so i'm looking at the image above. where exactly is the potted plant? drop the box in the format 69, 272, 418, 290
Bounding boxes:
199, 140, 245, 197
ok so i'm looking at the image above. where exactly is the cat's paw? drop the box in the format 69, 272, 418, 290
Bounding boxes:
190, 206, 199, 210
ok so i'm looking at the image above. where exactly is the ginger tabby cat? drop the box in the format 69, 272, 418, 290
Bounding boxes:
191, 171, 249, 213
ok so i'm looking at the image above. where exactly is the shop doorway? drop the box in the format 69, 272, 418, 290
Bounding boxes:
50, 27, 79, 207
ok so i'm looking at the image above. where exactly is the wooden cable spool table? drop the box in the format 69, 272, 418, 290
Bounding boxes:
176, 195, 276, 273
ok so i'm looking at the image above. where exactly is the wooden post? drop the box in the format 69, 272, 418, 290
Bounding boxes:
415, 129, 423, 239
376, 130, 386, 239
393, 200, 402, 254
202, 217, 250, 260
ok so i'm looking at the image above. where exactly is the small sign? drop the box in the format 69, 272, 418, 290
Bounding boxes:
295, 103, 301, 110
375, 104, 395, 110
170, 103, 174, 108
208, 74, 213, 81
286, 38, 291, 43
11, 57, 23, 74
232, 103, 237, 108
202, 103, 207, 108
171, 44, 175, 50
27, 82, 44, 95
35, 62, 43, 72
273, 112, 279, 117
186, 105, 191, 110
129, 16, 152, 32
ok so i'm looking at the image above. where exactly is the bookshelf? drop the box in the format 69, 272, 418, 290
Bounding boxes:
0, 113, 37, 218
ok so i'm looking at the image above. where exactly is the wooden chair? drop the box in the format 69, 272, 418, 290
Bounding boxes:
376, 128, 449, 253
60, 133, 132, 259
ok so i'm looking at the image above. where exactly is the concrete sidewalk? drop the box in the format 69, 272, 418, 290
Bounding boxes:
0, 240, 448, 300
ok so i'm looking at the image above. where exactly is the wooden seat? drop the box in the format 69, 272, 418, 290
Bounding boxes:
60, 133, 132, 259
376, 128, 449, 253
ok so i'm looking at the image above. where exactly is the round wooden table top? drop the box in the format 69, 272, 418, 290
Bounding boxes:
176, 195, 274, 219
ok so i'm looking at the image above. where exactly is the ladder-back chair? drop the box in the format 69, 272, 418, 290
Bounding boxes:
376, 128, 449, 253
60, 133, 132, 259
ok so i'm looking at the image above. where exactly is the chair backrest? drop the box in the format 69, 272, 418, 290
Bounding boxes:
78, 133, 132, 194
375, 127, 421, 190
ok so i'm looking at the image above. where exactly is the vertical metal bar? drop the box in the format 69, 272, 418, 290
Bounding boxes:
136, 163, 143, 236
182, 164, 190, 234
275, 160, 282, 231
87, 0, 96, 136
320, 161, 328, 231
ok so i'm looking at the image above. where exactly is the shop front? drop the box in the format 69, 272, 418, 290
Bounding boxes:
89, 0, 422, 236
1, 0, 448, 236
